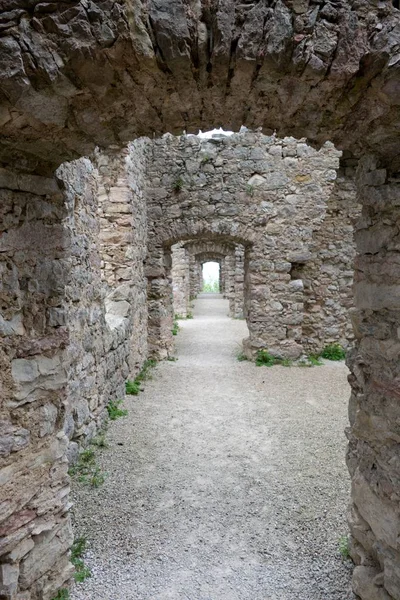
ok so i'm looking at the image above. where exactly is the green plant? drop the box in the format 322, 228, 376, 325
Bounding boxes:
246, 183, 254, 196
237, 352, 248, 362
307, 354, 323, 366
136, 359, 157, 382
255, 350, 276, 367
52, 589, 69, 600
321, 343, 346, 361
172, 318, 180, 336
69, 441, 106, 489
71, 537, 91, 583
167, 356, 178, 362
126, 379, 141, 395
107, 399, 128, 420
186, 312, 193, 319
125, 359, 157, 397
80, 448, 95, 464
91, 432, 108, 448
88, 467, 105, 488
201, 154, 211, 164
280, 358, 293, 367
338, 535, 350, 559
172, 176, 184, 192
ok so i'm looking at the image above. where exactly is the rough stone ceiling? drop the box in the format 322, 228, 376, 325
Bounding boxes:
0, 1, 399, 174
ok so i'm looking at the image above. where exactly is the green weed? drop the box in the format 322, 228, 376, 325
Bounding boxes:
172, 318, 180, 336
71, 537, 91, 583
69, 447, 105, 489
52, 589, 69, 600
280, 358, 293, 367
126, 379, 141, 395
307, 354, 323, 366
338, 535, 350, 559
246, 184, 254, 196
172, 176, 184, 192
91, 433, 108, 448
237, 352, 248, 362
107, 399, 128, 420
126, 359, 157, 397
255, 350, 276, 367
321, 343, 346, 361
167, 356, 178, 362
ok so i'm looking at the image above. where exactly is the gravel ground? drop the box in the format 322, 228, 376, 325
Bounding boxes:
71, 294, 354, 600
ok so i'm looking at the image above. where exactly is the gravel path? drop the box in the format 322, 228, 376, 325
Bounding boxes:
71, 294, 354, 600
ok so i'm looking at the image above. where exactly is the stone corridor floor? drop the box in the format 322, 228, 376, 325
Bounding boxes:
71, 295, 354, 600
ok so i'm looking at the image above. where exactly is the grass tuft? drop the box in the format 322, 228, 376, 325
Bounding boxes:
126, 380, 141, 396
237, 352, 248, 362
321, 343, 346, 361
52, 590, 70, 600
126, 359, 157, 396
107, 399, 128, 420
71, 537, 91, 583
172, 317, 180, 336
91, 432, 108, 448
172, 176, 184, 192
69, 447, 106, 488
255, 350, 276, 367
338, 534, 350, 559
307, 354, 323, 366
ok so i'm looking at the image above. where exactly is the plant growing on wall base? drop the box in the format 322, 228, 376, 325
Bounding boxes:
321, 343, 346, 361
172, 176, 184, 192
107, 399, 128, 420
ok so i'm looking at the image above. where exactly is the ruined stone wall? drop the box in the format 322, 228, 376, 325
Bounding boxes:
171, 244, 190, 318
0, 143, 151, 598
60, 144, 149, 461
301, 164, 359, 354
0, 171, 75, 599
344, 158, 400, 600
146, 131, 354, 359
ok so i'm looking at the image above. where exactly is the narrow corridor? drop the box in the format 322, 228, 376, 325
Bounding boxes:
71, 295, 353, 600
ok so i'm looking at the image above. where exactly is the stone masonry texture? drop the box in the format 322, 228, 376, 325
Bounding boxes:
0, 2, 400, 599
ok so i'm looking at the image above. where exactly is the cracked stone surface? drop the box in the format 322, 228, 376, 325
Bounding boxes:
71, 295, 353, 600
0, 1, 399, 173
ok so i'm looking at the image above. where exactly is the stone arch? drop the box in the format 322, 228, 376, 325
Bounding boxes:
146, 229, 253, 359
182, 239, 240, 303
1, 4, 400, 599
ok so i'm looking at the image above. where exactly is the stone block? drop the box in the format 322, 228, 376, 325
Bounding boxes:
11, 359, 39, 383
19, 519, 73, 589
0, 562, 19, 597
353, 566, 391, 600
8, 537, 35, 562
352, 470, 400, 550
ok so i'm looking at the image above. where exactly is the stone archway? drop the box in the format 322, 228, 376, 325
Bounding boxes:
1, 3, 400, 599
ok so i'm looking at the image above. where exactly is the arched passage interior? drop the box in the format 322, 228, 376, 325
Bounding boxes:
0, 4, 400, 599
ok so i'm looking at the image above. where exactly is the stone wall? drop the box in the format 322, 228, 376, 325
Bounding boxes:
0, 170, 75, 600
0, 143, 151, 598
347, 157, 400, 600
0, 131, 369, 600
146, 131, 356, 359
171, 244, 190, 318
299, 160, 360, 354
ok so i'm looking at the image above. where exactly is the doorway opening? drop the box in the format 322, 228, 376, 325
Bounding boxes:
202, 261, 220, 293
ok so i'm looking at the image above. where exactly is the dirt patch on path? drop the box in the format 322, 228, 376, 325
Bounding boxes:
71, 295, 353, 600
